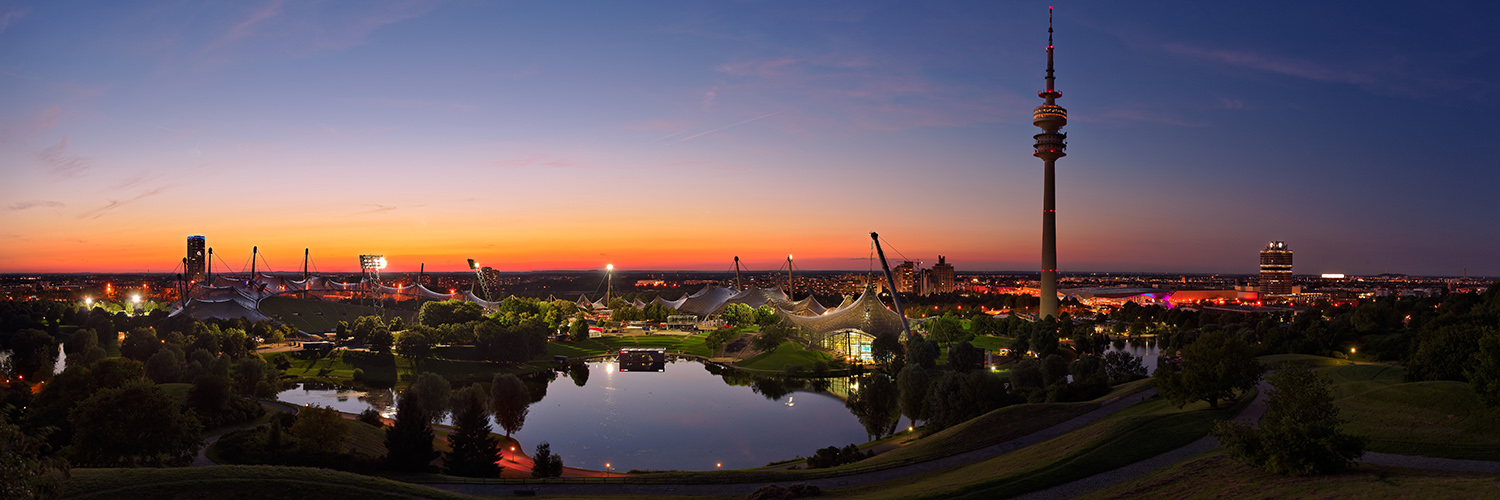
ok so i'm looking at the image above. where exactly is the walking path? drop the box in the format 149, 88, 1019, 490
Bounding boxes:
191, 400, 300, 467
427, 388, 1161, 497
1012, 381, 1271, 500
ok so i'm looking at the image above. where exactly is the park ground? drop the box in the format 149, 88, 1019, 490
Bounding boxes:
58, 351, 1500, 499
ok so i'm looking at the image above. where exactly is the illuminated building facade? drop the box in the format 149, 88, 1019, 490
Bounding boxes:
894, 261, 916, 293
186, 235, 206, 282
1259, 241, 1294, 295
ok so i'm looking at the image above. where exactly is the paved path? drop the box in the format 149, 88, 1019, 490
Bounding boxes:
191, 400, 299, 467
428, 389, 1160, 497
1015, 378, 1500, 500
1012, 381, 1271, 500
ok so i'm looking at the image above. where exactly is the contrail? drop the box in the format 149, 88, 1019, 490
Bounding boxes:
674, 111, 782, 143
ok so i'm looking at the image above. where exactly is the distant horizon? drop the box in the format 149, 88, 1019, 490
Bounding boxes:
4, 268, 1492, 281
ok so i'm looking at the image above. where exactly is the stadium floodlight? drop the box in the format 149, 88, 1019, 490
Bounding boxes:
132, 295, 140, 303
606, 264, 614, 271
85, 297, 92, 306
360, 255, 387, 272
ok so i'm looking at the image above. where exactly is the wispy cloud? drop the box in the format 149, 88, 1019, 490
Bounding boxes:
487, 154, 594, 170
77, 185, 172, 220
34, 136, 90, 179
1163, 44, 1375, 86
0, 6, 30, 35
7, 200, 64, 211
674, 112, 782, 143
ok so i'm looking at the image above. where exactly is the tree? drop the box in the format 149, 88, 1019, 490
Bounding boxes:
1156, 331, 1263, 408
385, 389, 437, 472
1103, 350, 1147, 385
444, 385, 500, 477
529, 441, 564, 478
896, 364, 930, 426
188, 373, 232, 415
64, 328, 98, 356
1467, 330, 1500, 407
67, 381, 202, 467
946, 340, 983, 373
490, 373, 531, 437
144, 349, 182, 384
418, 300, 484, 327
570, 314, 590, 342
6, 329, 56, 380
870, 331, 905, 372
704, 329, 735, 356
367, 326, 395, 353
905, 334, 938, 370
291, 404, 350, 455
395, 330, 433, 368
845, 374, 900, 440
927, 315, 965, 346
409, 373, 452, 424
120, 327, 161, 362
350, 316, 386, 345
0, 411, 64, 500
1213, 364, 1365, 475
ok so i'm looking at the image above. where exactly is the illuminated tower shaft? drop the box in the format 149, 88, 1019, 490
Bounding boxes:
1032, 8, 1068, 319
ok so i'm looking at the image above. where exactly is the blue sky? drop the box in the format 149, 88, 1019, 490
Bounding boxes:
2, 1, 1497, 276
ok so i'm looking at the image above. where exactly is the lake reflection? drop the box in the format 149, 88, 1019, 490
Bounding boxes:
1104, 338, 1163, 375
276, 359, 903, 471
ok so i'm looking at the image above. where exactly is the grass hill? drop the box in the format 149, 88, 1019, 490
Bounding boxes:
62, 466, 479, 500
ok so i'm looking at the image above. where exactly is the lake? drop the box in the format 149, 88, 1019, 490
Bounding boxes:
276, 359, 907, 471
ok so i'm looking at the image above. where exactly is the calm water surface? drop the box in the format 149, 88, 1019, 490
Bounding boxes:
277, 359, 901, 471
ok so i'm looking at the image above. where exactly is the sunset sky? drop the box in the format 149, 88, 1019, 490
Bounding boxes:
3, 1, 1497, 276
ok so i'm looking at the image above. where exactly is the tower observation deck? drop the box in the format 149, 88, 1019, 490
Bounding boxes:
1033, 7, 1068, 319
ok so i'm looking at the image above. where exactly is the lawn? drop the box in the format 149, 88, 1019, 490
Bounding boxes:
1075, 452, 1500, 500
61, 466, 480, 500
1334, 380, 1500, 461
735, 341, 830, 371
968, 335, 1010, 352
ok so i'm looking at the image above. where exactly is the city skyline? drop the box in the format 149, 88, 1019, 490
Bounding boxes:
4, 1, 1498, 276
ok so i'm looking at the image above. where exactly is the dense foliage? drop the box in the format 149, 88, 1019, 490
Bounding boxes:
1213, 364, 1365, 475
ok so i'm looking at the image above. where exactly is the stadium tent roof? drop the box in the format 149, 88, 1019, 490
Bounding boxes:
651, 295, 687, 311
675, 286, 738, 316
780, 287, 918, 340
170, 297, 271, 323
826, 294, 857, 314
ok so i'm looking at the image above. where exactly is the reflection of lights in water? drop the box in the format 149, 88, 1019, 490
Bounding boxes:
605, 363, 615, 374
785, 396, 794, 407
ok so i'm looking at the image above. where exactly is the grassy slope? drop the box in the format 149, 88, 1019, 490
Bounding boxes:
62, 466, 479, 500
1281, 360, 1500, 461
1075, 452, 1500, 500
735, 341, 830, 371
832, 390, 1250, 500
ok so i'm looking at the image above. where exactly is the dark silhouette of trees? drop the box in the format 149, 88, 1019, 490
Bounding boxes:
529, 442, 564, 478
444, 385, 500, 477
845, 374, 900, 441
384, 390, 436, 472
67, 381, 202, 467
1156, 331, 1263, 408
1213, 364, 1365, 475
897, 364, 929, 426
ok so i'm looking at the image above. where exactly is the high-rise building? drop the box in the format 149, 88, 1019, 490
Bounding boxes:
1032, 8, 1068, 319
932, 256, 956, 294
1260, 241, 1294, 295
186, 235, 206, 282
894, 261, 916, 293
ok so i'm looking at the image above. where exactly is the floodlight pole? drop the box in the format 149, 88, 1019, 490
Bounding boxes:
871, 232, 912, 340
302, 248, 310, 299
207, 247, 214, 283
787, 255, 794, 300
250, 246, 258, 280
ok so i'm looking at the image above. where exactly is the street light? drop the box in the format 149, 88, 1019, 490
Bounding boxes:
605, 462, 612, 482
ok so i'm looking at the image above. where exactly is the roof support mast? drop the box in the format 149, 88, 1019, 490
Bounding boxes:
871, 232, 912, 340
734, 256, 743, 291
